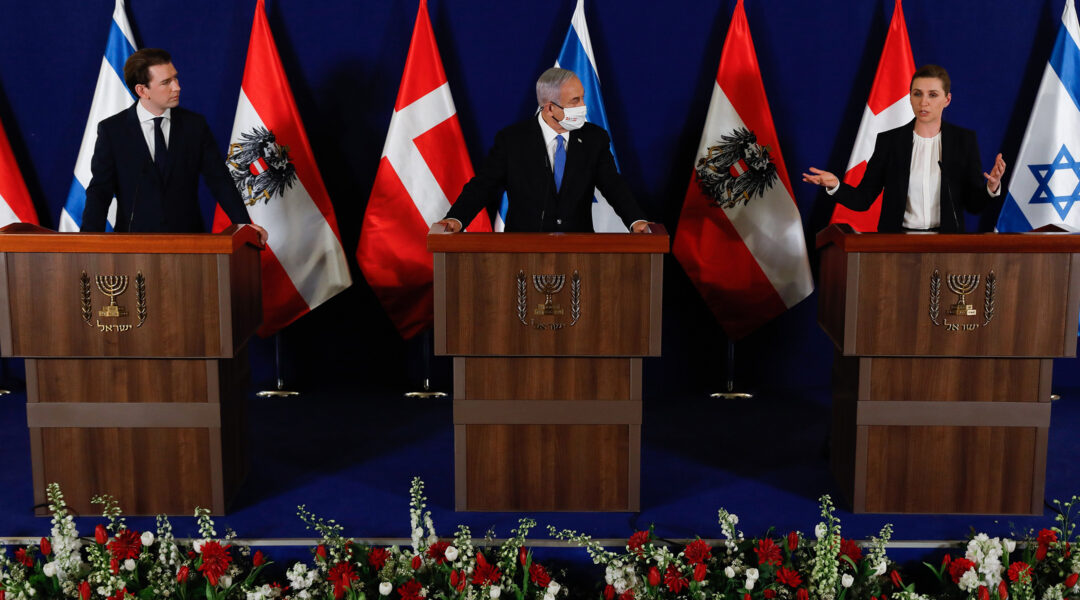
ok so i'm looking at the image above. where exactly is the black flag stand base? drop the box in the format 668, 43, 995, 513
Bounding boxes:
404, 330, 447, 399
256, 333, 299, 398
710, 339, 754, 400
0, 358, 11, 396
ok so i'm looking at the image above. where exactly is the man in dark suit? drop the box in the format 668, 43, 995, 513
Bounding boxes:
81, 48, 267, 242
803, 64, 1006, 233
437, 68, 648, 233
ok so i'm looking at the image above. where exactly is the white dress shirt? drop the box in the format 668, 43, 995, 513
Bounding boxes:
135, 102, 171, 157
904, 131, 942, 230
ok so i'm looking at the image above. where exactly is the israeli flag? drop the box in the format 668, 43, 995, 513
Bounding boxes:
996, 0, 1080, 232
58, 0, 136, 232
496, 0, 627, 232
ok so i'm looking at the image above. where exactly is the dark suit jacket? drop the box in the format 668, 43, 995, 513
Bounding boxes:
81, 103, 251, 233
445, 117, 646, 232
832, 120, 1002, 232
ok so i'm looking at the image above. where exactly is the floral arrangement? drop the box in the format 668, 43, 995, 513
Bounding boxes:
0, 481, 1077, 600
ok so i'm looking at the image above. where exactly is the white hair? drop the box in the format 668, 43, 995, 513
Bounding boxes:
535, 68, 578, 107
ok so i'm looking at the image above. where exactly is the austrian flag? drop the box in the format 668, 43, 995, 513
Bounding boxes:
213, 0, 351, 336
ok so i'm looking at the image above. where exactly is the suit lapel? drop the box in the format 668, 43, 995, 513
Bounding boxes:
125, 104, 154, 168
562, 129, 587, 198
530, 119, 555, 198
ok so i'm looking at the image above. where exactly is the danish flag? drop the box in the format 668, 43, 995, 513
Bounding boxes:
357, 0, 491, 340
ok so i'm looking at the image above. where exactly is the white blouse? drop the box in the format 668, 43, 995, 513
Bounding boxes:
903, 131, 942, 230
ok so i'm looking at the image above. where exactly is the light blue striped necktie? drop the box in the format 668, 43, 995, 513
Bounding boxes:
553, 135, 566, 192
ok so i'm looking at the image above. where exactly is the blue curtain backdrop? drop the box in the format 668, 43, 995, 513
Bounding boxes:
0, 0, 1074, 392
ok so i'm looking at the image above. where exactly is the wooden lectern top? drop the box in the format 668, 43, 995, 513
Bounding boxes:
427, 223, 670, 254
0, 223, 262, 254
816, 223, 1080, 253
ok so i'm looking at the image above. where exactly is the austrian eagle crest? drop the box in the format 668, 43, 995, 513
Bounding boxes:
226, 127, 297, 206
695, 127, 778, 209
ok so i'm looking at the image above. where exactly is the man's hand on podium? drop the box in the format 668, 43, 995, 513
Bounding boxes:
631, 220, 650, 233
247, 224, 269, 245
435, 219, 463, 233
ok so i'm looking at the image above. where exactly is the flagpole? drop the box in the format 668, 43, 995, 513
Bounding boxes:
710, 339, 753, 400
256, 333, 298, 398
404, 329, 447, 399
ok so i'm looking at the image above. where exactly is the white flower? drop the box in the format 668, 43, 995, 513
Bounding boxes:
745, 578, 756, 590
1004, 539, 1016, 553
548, 581, 561, 595
842, 574, 854, 588
141, 532, 155, 546
489, 586, 501, 599
746, 568, 759, 581
124, 559, 136, 571
544, 594, 555, 600
730, 515, 739, 525
444, 546, 459, 561
815, 523, 828, 540
874, 560, 888, 576
958, 569, 980, 592
221, 575, 233, 588
724, 566, 735, 578
379, 582, 393, 596
193, 540, 204, 553
42, 562, 57, 577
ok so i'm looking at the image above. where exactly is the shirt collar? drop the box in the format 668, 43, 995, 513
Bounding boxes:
537, 111, 568, 147
136, 102, 171, 124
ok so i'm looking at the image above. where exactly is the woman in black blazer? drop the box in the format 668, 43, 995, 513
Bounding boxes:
802, 65, 1007, 232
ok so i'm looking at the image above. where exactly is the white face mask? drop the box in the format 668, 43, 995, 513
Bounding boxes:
555, 104, 587, 131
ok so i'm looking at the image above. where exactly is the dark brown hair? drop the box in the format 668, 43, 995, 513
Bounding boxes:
910, 64, 951, 94
124, 48, 172, 95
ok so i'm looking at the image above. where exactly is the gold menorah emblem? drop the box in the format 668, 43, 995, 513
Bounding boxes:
946, 273, 980, 316
96, 274, 129, 318
532, 274, 566, 315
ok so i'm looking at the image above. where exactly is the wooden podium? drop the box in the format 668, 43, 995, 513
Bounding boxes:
817, 225, 1080, 514
0, 224, 261, 516
429, 225, 668, 511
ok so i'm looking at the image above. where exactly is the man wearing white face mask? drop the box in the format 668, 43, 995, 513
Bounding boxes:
438, 68, 648, 233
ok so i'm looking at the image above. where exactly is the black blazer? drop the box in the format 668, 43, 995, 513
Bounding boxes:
81, 103, 250, 233
832, 120, 1002, 232
445, 117, 646, 232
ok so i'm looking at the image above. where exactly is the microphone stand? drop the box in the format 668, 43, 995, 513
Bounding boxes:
256, 332, 299, 398
404, 330, 447, 399
710, 338, 753, 400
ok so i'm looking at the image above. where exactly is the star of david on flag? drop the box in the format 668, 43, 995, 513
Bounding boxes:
997, 0, 1080, 232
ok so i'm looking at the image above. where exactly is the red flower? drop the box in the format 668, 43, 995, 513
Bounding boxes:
604, 584, 616, 600
618, 590, 635, 600
1008, 561, 1032, 583
327, 562, 359, 600
694, 563, 707, 582
796, 589, 809, 600
471, 553, 501, 586
647, 566, 661, 587
755, 538, 783, 567
776, 567, 803, 588
890, 569, 903, 588
411, 554, 422, 569
78, 581, 91, 600
14, 548, 33, 567
107, 588, 127, 600
998, 580, 1009, 599
1066, 572, 1079, 588
110, 558, 120, 574
368, 547, 389, 570
176, 565, 190, 583
744, 594, 751, 600
315, 545, 327, 561
40, 538, 51, 557
684, 539, 712, 565
253, 550, 266, 567
839, 538, 863, 563
942, 554, 952, 567
398, 580, 424, 600
764, 590, 777, 599
519, 546, 529, 566
628, 531, 650, 557
108, 529, 142, 561
95, 525, 108, 545
426, 541, 450, 565
1037, 529, 1058, 561
978, 585, 990, 600
197, 541, 233, 586
530, 563, 551, 588
787, 531, 799, 552
948, 557, 977, 584
450, 569, 466, 592
664, 564, 689, 594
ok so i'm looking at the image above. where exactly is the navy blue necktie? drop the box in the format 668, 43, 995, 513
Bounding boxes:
153, 117, 167, 175
553, 135, 566, 192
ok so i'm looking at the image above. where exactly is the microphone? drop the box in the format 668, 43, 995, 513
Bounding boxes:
938, 160, 961, 232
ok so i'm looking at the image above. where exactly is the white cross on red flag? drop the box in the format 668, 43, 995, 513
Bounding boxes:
830, 0, 916, 232
213, 0, 352, 336
357, 0, 491, 340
